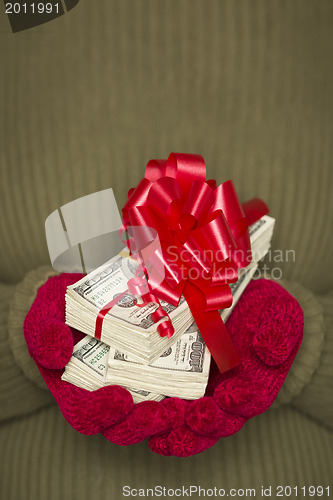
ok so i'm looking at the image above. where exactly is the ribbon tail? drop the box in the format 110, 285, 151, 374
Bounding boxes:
95, 290, 128, 340
183, 282, 241, 373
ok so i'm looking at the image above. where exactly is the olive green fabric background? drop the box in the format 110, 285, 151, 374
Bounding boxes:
0, 1, 332, 499
1, 0, 332, 291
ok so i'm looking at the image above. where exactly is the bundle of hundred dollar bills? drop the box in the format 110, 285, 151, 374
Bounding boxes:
62, 215, 275, 402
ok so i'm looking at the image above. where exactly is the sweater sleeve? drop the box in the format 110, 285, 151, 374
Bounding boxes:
0, 267, 57, 422
273, 280, 333, 429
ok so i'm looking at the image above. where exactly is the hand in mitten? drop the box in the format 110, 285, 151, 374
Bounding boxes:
23, 274, 133, 434
145, 279, 304, 456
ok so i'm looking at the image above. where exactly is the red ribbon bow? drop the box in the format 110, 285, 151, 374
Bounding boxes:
121, 153, 268, 373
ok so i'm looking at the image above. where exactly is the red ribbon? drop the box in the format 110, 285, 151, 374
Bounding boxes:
119, 153, 268, 373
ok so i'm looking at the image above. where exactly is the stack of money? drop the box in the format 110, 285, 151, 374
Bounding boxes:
65, 215, 275, 366
62, 335, 164, 404
62, 214, 275, 400
105, 325, 210, 399
62, 259, 258, 400
65, 258, 194, 365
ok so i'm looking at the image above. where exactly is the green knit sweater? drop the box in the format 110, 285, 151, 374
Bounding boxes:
0, 1, 332, 498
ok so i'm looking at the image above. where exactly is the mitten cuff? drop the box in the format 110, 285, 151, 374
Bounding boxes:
274, 280, 324, 407
289, 292, 333, 428
8, 266, 59, 391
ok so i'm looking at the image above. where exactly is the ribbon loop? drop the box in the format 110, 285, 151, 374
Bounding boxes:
166, 153, 207, 195
148, 177, 183, 225
182, 180, 215, 228
145, 159, 167, 182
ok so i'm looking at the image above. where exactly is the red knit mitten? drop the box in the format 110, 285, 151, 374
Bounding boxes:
23, 274, 133, 434
147, 279, 304, 456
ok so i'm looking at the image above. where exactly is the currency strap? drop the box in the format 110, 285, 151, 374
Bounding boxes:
94, 270, 174, 341
112, 153, 269, 373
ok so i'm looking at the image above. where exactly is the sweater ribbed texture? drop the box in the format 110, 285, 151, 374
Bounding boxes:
0, 405, 332, 500
274, 280, 324, 407
0, 282, 53, 422
0, 0, 333, 293
291, 293, 333, 430
8, 266, 58, 390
